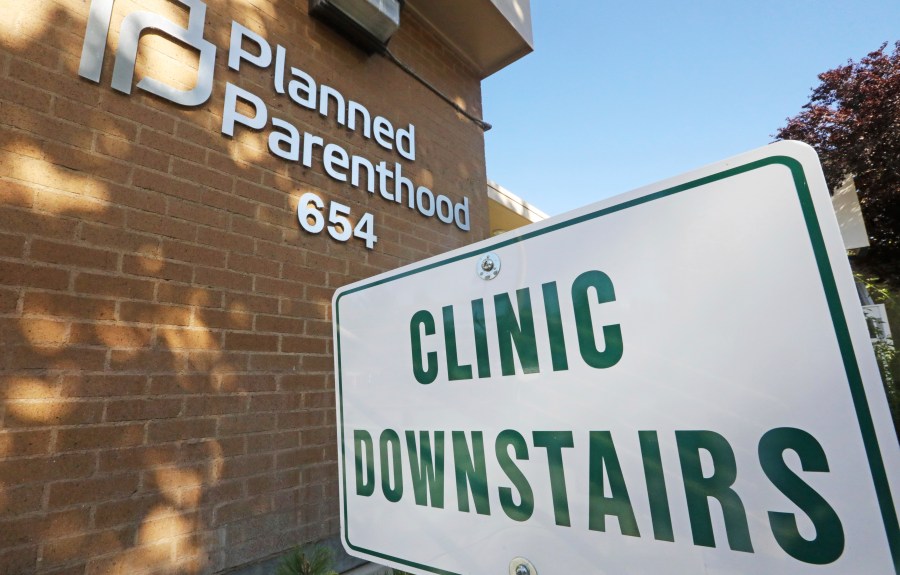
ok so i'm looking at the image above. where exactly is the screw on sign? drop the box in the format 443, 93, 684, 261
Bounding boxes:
510, 558, 536, 575
477, 252, 501, 280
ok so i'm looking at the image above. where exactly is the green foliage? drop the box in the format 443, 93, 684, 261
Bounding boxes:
276, 546, 338, 575
776, 42, 900, 286
857, 273, 899, 438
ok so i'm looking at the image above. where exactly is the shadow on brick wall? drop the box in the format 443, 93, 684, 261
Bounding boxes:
1, 0, 487, 572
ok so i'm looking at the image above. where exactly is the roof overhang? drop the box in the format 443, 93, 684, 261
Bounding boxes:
405, 0, 533, 78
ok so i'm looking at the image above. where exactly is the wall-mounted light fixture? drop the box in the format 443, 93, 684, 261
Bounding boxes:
309, 0, 402, 53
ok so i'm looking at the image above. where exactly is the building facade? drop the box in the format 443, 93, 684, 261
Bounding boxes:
0, 0, 532, 572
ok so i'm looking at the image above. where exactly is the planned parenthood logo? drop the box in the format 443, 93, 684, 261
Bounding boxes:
78, 0, 216, 106
75, 0, 473, 240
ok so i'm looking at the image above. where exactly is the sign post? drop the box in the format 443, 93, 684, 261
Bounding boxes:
333, 142, 900, 574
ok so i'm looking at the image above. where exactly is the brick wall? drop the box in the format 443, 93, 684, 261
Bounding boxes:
0, 0, 489, 572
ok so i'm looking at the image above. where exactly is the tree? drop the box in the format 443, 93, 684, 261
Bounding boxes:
775, 41, 900, 285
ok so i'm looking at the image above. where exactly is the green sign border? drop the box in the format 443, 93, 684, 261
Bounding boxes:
334, 155, 900, 574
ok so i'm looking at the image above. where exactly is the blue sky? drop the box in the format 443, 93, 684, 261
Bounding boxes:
483, 1, 900, 216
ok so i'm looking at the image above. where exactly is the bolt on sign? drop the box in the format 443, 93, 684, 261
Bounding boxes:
332, 142, 900, 575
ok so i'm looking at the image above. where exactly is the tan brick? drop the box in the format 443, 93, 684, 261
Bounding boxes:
218, 453, 274, 479
23, 292, 116, 321
230, 215, 281, 243
224, 332, 278, 352
196, 226, 255, 255
30, 239, 119, 271
0, 260, 70, 290
227, 252, 280, 277
0, 544, 37, 573
255, 315, 305, 335
147, 375, 209, 396
47, 473, 141, 508
157, 327, 222, 350
93, 492, 155, 527
224, 292, 279, 315
122, 254, 193, 283
126, 208, 197, 242
253, 276, 302, 298
300, 354, 333, 372
73, 273, 156, 301
183, 394, 246, 416
200, 187, 256, 218
107, 182, 168, 214
59, 96, 138, 137
167, 197, 228, 229
0, 232, 26, 258
60, 374, 147, 398
194, 266, 253, 292
79, 222, 160, 254
2, 344, 107, 372
281, 336, 327, 354
105, 398, 183, 422
16, 317, 69, 345
172, 158, 233, 193
233, 177, 285, 210
40, 526, 131, 568
132, 167, 204, 204
0, 75, 53, 113
156, 283, 220, 309
160, 239, 226, 268
2, 102, 93, 150
195, 307, 252, 331
148, 417, 216, 443
281, 263, 327, 285
0, 429, 53, 458
108, 349, 185, 373
276, 446, 323, 470
69, 322, 154, 349
217, 412, 277, 436
139, 128, 205, 164
103, 93, 176, 134
119, 301, 191, 327
56, 424, 145, 452
0, 453, 95, 488
0, 179, 36, 209
249, 353, 301, 372
41, 141, 133, 184
280, 298, 328, 319
96, 133, 169, 173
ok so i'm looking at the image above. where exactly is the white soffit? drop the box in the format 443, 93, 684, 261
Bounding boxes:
487, 180, 547, 223
405, 0, 533, 78
832, 175, 870, 250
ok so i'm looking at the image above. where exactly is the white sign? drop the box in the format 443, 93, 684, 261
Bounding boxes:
332, 142, 900, 575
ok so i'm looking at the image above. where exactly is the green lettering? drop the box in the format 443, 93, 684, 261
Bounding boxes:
676, 430, 753, 552
639, 430, 674, 542
571, 270, 623, 369
759, 427, 844, 565
588, 431, 640, 537
410, 310, 438, 384
541, 282, 569, 372
379, 429, 403, 502
452, 431, 491, 515
442, 306, 473, 381
471, 299, 491, 378
495, 288, 540, 375
496, 429, 534, 521
533, 431, 574, 526
406, 430, 445, 508
354, 429, 375, 497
